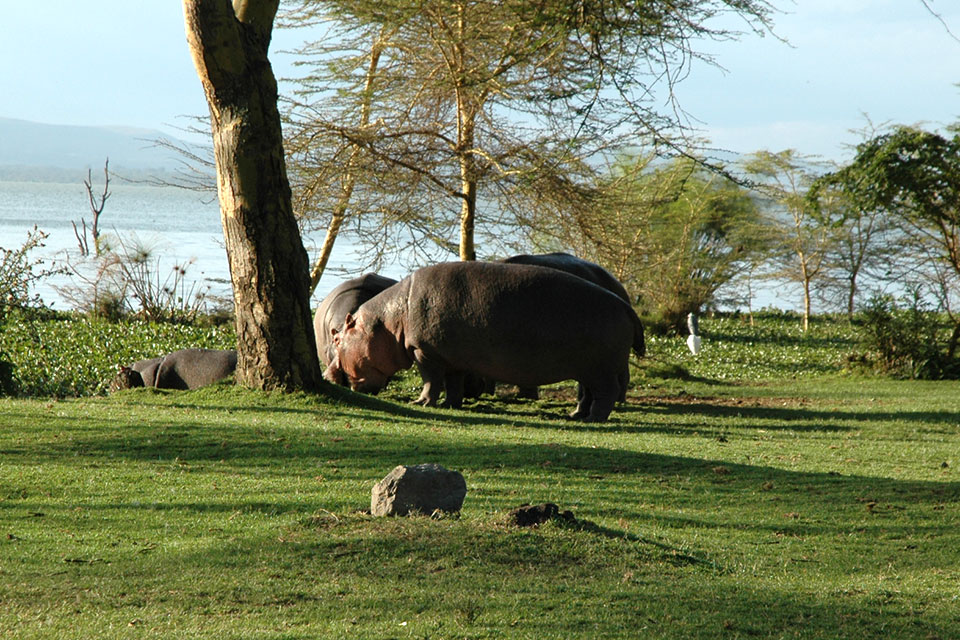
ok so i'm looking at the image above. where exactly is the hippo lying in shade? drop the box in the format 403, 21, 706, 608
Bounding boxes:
111, 348, 237, 391
313, 274, 399, 378
323, 261, 645, 422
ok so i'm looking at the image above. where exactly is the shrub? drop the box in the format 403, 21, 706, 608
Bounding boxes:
0, 226, 65, 321
56, 233, 216, 324
857, 293, 955, 379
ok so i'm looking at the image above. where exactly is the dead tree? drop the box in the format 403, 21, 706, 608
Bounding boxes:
74, 158, 111, 257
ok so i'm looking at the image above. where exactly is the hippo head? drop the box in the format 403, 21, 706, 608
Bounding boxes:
324, 313, 396, 394
109, 365, 145, 392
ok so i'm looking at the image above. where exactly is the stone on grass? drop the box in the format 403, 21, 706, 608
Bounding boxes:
371, 464, 467, 517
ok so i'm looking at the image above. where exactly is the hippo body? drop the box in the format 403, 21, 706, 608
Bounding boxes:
314, 273, 399, 370
325, 261, 645, 421
154, 348, 237, 390
112, 349, 236, 391
500, 253, 632, 400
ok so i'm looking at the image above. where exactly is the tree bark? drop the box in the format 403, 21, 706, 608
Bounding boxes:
183, 0, 322, 391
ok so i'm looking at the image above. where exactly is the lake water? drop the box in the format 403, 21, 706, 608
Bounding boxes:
0, 180, 411, 311
1, 180, 799, 314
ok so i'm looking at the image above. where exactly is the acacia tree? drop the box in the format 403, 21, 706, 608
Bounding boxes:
183, 0, 322, 391
810, 166, 904, 319
837, 126, 960, 356
744, 150, 837, 331
281, 0, 778, 275
526, 155, 767, 330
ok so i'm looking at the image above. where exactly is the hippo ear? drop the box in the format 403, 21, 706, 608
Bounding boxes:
344, 313, 356, 330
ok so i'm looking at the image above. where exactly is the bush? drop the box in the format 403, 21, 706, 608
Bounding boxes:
0, 226, 65, 321
857, 293, 955, 379
56, 233, 218, 324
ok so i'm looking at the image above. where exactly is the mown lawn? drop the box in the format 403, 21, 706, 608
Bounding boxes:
1, 313, 959, 638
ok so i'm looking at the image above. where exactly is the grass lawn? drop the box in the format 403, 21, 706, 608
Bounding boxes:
1, 313, 959, 638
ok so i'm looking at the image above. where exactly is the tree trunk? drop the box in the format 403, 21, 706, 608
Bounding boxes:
947, 318, 960, 361
183, 0, 322, 391
801, 263, 811, 332
846, 276, 857, 320
456, 103, 477, 261
454, 6, 477, 262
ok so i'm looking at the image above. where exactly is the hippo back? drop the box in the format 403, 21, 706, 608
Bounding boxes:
131, 356, 163, 387
501, 252, 630, 304
314, 273, 399, 367
154, 348, 237, 390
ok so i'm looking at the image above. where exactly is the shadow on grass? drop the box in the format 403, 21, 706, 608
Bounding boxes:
624, 399, 960, 428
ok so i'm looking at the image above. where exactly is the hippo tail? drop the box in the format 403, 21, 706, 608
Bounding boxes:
629, 308, 646, 358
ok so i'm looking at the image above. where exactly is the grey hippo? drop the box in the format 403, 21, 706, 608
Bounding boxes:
112, 348, 237, 391
323, 261, 645, 422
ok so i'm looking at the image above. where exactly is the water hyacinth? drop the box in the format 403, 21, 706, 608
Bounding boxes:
0, 312, 235, 397
642, 311, 862, 384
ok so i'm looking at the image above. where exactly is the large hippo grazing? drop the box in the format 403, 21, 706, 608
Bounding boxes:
112, 349, 237, 391
324, 261, 645, 422
313, 273, 399, 371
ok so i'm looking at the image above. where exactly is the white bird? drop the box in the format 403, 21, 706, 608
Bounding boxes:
686, 312, 702, 355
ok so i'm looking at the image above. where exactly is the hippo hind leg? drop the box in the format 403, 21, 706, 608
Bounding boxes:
441, 372, 465, 409
571, 376, 618, 422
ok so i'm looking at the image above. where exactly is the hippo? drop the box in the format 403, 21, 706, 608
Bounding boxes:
131, 356, 164, 387
313, 273, 399, 373
499, 253, 632, 400
501, 252, 631, 304
324, 261, 645, 422
111, 349, 237, 391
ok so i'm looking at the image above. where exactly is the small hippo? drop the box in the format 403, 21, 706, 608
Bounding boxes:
112, 349, 237, 391
313, 274, 399, 373
324, 261, 645, 422
499, 253, 632, 400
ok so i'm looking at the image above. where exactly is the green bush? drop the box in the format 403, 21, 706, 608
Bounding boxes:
0, 226, 65, 321
857, 293, 955, 379
0, 310, 235, 397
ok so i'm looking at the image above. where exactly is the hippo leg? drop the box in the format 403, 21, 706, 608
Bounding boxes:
571, 386, 592, 420
516, 385, 540, 400
412, 354, 445, 407
618, 367, 629, 403
442, 372, 465, 409
571, 376, 619, 422
462, 373, 489, 399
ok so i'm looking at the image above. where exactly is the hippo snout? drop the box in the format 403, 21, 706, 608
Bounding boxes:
351, 378, 385, 395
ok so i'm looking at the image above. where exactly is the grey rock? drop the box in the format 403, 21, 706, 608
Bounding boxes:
371, 464, 467, 517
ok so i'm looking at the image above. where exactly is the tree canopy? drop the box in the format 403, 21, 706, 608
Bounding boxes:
281, 0, 778, 277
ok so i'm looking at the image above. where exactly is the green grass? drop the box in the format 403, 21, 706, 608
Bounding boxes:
1, 312, 959, 637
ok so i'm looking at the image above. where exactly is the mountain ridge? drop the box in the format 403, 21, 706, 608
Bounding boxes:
0, 117, 208, 182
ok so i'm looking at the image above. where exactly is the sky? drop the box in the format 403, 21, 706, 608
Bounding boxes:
1, 1, 958, 163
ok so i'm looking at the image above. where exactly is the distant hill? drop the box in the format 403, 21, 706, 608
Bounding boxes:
0, 117, 211, 182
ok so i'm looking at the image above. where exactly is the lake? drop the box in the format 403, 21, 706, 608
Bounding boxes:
0, 180, 410, 311
1, 180, 799, 315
